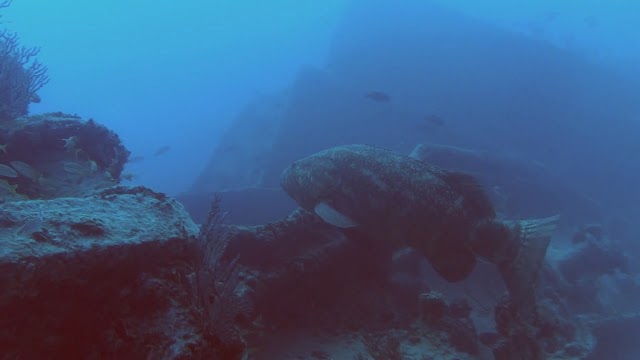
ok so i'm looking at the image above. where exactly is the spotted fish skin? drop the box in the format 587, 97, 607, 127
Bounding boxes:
281, 144, 501, 281
282, 144, 560, 299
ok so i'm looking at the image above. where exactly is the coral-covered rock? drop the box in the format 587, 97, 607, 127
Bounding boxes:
0, 186, 210, 359
417, 291, 478, 354
0, 113, 129, 201
419, 291, 448, 324
486, 292, 595, 360
441, 317, 479, 355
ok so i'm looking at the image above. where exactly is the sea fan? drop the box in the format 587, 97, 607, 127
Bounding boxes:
193, 195, 246, 357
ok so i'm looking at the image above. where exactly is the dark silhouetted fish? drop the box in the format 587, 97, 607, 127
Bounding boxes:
281, 144, 559, 313
424, 114, 444, 127
153, 145, 171, 157
121, 173, 136, 181
128, 155, 145, 163
364, 91, 391, 103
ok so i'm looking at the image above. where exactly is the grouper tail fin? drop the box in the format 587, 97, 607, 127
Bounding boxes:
472, 215, 560, 317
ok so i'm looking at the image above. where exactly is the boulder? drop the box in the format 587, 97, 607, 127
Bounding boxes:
0, 186, 211, 359
0, 113, 129, 201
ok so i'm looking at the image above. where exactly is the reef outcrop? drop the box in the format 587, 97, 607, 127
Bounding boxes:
0, 113, 129, 201
0, 186, 208, 359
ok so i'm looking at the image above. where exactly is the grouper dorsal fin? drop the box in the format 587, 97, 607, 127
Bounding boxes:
314, 202, 358, 228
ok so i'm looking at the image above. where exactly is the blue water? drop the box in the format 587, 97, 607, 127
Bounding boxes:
5, 0, 638, 197
3, 0, 346, 195
4, 0, 640, 358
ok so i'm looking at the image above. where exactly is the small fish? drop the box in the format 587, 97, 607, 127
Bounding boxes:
0, 144, 7, 154
62, 161, 95, 177
153, 145, 171, 157
9, 160, 41, 182
73, 148, 91, 161
121, 172, 136, 181
128, 155, 145, 163
0, 179, 28, 201
364, 91, 391, 103
0, 179, 18, 197
0, 164, 18, 178
424, 114, 445, 127
62, 136, 78, 151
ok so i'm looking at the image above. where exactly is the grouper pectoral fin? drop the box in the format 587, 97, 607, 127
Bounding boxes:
427, 246, 477, 283
314, 202, 358, 228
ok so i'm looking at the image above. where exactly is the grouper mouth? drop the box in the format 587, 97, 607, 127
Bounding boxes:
280, 159, 359, 228
280, 161, 316, 211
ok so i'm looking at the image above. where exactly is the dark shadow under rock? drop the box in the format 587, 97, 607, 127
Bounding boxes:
587, 313, 640, 360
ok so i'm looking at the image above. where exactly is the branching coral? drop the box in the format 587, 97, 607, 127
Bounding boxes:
0, 1, 49, 121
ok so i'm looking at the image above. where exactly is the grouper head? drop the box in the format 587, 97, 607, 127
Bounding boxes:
280, 149, 359, 228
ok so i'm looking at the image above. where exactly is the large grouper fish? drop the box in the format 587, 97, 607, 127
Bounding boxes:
280, 144, 559, 311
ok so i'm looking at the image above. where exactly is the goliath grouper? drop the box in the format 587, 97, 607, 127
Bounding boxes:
280, 144, 559, 311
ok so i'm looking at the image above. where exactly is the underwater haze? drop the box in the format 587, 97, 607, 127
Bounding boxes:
3, 0, 346, 195
4, 0, 640, 197
2, 0, 640, 358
